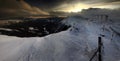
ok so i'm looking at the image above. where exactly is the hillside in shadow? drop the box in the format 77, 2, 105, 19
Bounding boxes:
0, 17, 70, 37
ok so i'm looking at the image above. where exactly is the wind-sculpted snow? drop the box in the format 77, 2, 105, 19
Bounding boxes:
0, 15, 120, 61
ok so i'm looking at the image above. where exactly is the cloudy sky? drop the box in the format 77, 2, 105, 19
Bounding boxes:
0, 0, 120, 17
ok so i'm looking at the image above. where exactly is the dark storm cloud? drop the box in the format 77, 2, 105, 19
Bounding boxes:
0, 0, 20, 9
24, 0, 120, 10
0, 0, 49, 18
0, 0, 120, 11
24, 0, 68, 10
83, 0, 120, 4
0, 0, 120, 17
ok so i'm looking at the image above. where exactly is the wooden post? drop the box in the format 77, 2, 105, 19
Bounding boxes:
98, 37, 102, 61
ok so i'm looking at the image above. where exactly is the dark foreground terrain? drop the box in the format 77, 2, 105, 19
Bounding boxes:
0, 17, 70, 37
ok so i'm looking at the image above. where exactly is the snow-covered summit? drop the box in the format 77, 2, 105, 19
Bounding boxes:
0, 12, 120, 61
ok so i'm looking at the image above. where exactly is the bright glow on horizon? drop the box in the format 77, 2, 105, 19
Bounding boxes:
69, 4, 90, 12
58, 3, 90, 13
54, 2, 120, 13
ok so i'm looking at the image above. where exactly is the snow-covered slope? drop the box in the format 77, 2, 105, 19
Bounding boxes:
0, 14, 120, 61
62, 15, 120, 61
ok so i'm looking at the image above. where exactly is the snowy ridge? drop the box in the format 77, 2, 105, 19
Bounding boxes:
63, 15, 120, 61
0, 14, 120, 61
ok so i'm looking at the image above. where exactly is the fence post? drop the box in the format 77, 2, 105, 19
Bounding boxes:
98, 37, 102, 61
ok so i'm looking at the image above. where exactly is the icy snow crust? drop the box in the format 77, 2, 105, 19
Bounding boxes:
0, 15, 120, 61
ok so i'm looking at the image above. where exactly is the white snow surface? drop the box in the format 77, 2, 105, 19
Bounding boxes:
0, 15, 120, 61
